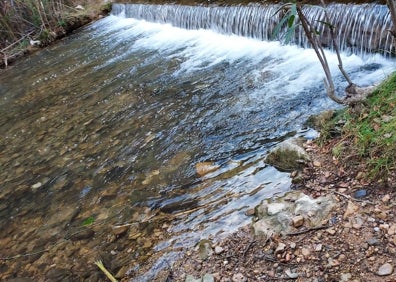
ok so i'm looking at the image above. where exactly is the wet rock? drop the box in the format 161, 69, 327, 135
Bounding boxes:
31, 182, 42, 190
267, 203, 286, 216
265, 138, 310, 172
232, 273, 247, 282
68, 228, 94, 241
112, 225, 129, 236
197, 240, 213, 260
245, 208, 255, 216
377, 263, 394, 276
195, 162, 220, 177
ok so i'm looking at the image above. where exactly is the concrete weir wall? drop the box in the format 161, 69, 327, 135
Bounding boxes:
112, 2, 395, 56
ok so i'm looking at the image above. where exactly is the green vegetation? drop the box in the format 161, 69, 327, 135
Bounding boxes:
0, 0, 111, 67
82, 216, 95, 226
319, 73, 396, 181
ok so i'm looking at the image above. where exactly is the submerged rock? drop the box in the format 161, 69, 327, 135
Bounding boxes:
265, 137, 310, 172
195, 162, 220, 177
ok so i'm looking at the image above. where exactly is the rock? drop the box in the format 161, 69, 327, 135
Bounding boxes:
31, 182, 42, 190
232, 273, 247, 282
343, 201, 359, 219
382, 194, 391, 203
75, 4, 85, 10
245, 208, 255, 216
267, 203, 286, 216
292, 215, 304, 228
128, 231, 142, 240
301, 247, 311, 257
275, 243, 286, 255
314, 244, 323, 252
377, 263, 394, 276
285, 269, 299, 279
353, 189, 367, 199
185, 275, 201, 282
388, 224, 396, 235
198, 240, 213, 260
265, 137, 310, 172
112, 225, 129, 236
68, 228, 94, 241
326, 228, 336, 235
313, 160, 321, 167
203, 273, 215, 282
214, 246, 224, 255
366, 238, 380, 246
340, 273, 352, 281
351, 216, 364, 229
195, 162, 220, 177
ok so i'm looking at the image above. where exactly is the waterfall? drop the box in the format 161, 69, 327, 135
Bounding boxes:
111, 3, 394, 56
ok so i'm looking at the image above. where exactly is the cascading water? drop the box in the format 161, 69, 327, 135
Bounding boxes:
112, 3, 394, 56
0, 3, 394, 281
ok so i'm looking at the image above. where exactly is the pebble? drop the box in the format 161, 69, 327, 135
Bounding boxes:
326, 228, 336, 235
366, 238, 380, 246
275, 243, 286, 254
214, 246, 224, 255
388, 224, 396, 235
343, 201, 359, 219
301, 247, 311, 257
377, 263, 394, 276
381, 194, 391, 203
232, 273, 247, 282
292, 215, 304, 228
31, 182, 42, 190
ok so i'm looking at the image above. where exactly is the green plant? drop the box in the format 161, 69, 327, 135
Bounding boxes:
82, 216, 95, 226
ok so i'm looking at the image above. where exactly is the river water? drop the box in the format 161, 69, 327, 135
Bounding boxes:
0, 6, 394, 281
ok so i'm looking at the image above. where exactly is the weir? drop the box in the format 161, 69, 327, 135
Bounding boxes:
112, 3, 394, 56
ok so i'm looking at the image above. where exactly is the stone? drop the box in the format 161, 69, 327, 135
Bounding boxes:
292, 215, 304, 228
377, 263, 394, 276
285, 269, 299, 279
314, 244, 323, 252
382, 194, 391, 203
245, 208, 255, 216
203, 273, 215, 282
214, 246, 224, 255
301, 247, 311, 257
68, 228, 94, 241
313, 160, 321, 167
343, 201, 359, 219
195, 162, 220, 177
265, 137, 310, 172
267, 203, 286, 216
112, 225, 129, 236
31, 182, 42, 190
326, 228, 336, 235
340, 273, 352, 281
275, 243, 286, 254
388, 224, 396, 235
198, 240, 213, 260
366, 238, 380, 246
232, 273, 247, 282
185, 275, 202, 282
351, 216, 364, 229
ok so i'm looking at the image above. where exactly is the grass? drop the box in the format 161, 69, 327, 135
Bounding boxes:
319, 72, 396, 181
0, 0, 111, 67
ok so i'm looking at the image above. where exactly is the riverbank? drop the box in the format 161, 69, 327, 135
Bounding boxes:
0, 0, 111, 69
169, 75, 396, 281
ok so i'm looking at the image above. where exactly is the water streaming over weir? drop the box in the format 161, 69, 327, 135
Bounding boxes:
0, 3, 394, 281
112, 3, 395, 56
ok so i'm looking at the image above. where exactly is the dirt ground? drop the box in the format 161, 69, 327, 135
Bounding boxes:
171, 139, 396, 282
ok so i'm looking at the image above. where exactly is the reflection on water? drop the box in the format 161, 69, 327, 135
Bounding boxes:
0, 14, 393, 280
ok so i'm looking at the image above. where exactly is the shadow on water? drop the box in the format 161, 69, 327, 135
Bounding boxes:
0, 9, 394, 280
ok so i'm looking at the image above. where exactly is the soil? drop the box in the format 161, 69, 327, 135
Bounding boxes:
171, 139, 396, 282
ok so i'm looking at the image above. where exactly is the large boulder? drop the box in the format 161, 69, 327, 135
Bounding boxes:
265, 137, 309, 172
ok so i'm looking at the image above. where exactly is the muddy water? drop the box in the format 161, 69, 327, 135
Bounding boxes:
0, 14, 394, 281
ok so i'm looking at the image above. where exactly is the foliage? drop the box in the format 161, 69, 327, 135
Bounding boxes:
323, 73, 396, 181
82, 216, 95, 226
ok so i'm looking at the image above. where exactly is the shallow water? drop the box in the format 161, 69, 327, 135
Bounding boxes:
0, 13, 394, 280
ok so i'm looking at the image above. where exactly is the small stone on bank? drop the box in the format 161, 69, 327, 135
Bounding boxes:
214, 246, 224, 255
232, 273, 247, 282
377, 263, 394, 276
292, 215, 304, 228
